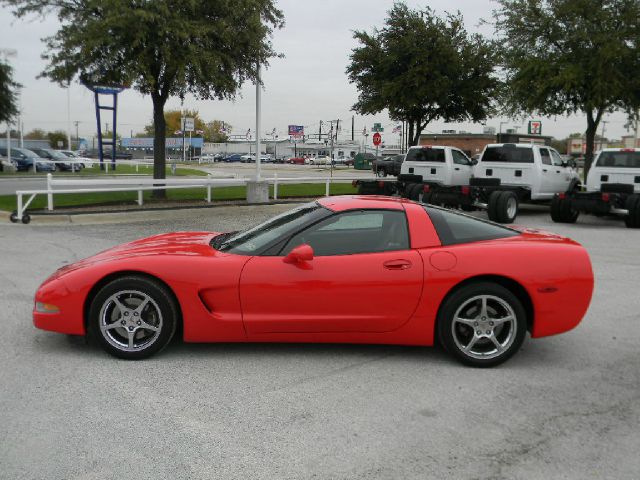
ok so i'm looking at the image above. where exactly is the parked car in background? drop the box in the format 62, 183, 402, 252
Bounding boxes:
306, 156, 331, 165
59, 150, 94, 168
372, 154, 404, 177
223, 154, 243, 163
84, 149, 133, 160
287, 157, 306, 165
30, 148, 82, 172
0, 147, 56, 172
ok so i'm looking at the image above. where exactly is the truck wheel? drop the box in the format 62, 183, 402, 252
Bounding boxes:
551, 195, 579, 223
376, 168, 387, 178
624, 195, 640, 229
409, 183, 423, 201
496, 191, 518, 223
400, 183, 413, 199
487, 191, 502, 222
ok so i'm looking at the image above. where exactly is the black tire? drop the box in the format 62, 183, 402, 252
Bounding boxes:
495, 191, 518, 223
88, 275, 178, 360
437, 282, 527, 367
624, 194, 640, 229
400, 183, 413, 199
21, 214, 31, 224
409, 183, 423, 201
487, 191, 502, 222
376, 168, 387, 178
10, 211, 18, 223
550, 195, 579, 223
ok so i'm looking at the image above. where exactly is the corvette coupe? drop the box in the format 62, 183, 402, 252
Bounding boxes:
34, 196, 593, 367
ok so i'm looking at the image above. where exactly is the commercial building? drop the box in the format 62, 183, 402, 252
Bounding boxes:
418, 132, 552, 157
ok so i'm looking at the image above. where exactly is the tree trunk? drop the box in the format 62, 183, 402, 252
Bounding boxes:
152, 93, 167, 199
584, 109, 602, 180
408, 121, 415, 146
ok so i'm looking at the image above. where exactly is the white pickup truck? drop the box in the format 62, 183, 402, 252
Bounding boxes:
355, 143, 581, 223
550, 148, 640, 228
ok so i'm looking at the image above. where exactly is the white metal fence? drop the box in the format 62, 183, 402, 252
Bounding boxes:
11, 173, 373, 222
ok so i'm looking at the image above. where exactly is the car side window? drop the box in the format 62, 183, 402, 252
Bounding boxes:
281, 210, 410, 256
550, 150, 564, 167
452, 150, 472, 166
539, 148, 552, 166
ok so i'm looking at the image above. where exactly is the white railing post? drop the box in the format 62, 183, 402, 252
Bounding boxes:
47, 173, 54, 211
138, 190, 143, 206
325, 178, 330, 196
136, 162, 139, 173
17, 193, 23, 220
273, 173, 278, 200
206, 174, 212, 203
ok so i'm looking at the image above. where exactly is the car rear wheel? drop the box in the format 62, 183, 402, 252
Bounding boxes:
89, 276, 178, 360
625, 194, 640, 228
437, 282, 527, 367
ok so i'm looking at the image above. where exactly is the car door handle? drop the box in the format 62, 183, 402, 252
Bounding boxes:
454, 167, 460, 170
542, 169, 548, 172
383, 260, 412, 270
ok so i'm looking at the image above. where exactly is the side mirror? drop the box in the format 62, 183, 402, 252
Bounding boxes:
567, 159, 576, 168
283, 244, 314, 264
471, 158, 478, 166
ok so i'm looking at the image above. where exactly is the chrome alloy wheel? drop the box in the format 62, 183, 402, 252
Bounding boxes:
99, 290, 163, 352
451, 295, 517, 360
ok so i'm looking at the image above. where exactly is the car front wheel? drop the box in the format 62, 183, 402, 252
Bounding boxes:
89, 276, 178, 360
437, 282, 527, 367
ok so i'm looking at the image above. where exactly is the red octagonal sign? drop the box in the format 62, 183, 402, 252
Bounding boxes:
372, 132, 382, 146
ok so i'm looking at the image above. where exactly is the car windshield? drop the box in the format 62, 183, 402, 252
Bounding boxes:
596, 151, 640, 168
405, 148, 445, 162
482, 146, 534, 163
212, 202, 330, 255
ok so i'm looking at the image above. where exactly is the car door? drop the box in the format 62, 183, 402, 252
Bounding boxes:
239, 209, 424, 335
450, 149, 474, 185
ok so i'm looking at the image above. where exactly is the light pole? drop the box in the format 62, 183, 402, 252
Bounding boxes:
255, 63, 262, 180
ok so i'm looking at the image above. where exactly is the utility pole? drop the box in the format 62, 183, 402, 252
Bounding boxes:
635, 110, 640, 148
351, 116, 354, 141
66, 83, 72, 151
319, 120, 323, 142
255, 64, 262, 180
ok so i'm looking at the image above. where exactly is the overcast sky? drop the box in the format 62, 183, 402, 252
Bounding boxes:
0, 0, 634, 143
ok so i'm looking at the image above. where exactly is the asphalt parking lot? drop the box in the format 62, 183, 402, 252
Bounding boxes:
1, 204, 639, 480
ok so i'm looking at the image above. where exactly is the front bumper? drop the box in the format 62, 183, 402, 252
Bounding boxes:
33, 277, 86, 335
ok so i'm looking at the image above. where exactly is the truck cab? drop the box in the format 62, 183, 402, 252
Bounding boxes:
475, 143, 579, 201
400, 145, 474, 186
585, 148, 640, 193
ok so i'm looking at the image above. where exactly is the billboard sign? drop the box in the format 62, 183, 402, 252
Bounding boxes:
288, 125, 304, 138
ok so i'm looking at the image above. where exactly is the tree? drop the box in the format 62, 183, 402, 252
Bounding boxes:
495, 0, 640, 176
46, 130, 68, 149
142, 109, 229, 143
143, 109, 206, 138
346, 3, 500, 146
4, 0, 283, 196
24, 128, 47, 140
0, 59, 20, 124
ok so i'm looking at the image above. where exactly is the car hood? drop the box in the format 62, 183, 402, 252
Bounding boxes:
48, 231, 223, 281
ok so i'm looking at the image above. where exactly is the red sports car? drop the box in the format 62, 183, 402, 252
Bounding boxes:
34, 196, 594, 366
